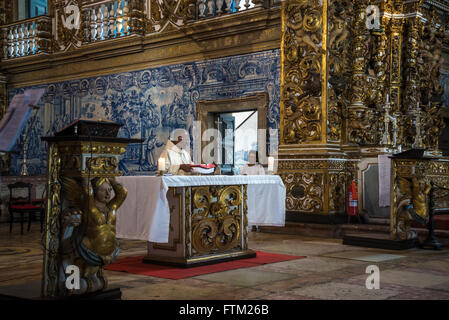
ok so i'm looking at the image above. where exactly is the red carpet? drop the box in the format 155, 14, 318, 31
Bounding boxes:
105, 251, 306, 280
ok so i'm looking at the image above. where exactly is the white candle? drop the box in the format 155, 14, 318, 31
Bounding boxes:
158, 157, 166, 171
386, 94, 389, 104
268, 156, 274, 172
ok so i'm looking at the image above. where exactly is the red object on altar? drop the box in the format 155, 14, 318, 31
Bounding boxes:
189, 164, 216, 174
189, 164, 216, 169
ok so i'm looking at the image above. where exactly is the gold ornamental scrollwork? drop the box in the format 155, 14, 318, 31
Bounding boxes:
190, 185, 245, 256
281, 0, 324, 145
42, 143, 62, 297
329, 173, 346, 212
391, 159, 449, 240
192, 186, 213, 217
327, 0, 352, 142
85, 156, 119, 174
281, 172, 324, 213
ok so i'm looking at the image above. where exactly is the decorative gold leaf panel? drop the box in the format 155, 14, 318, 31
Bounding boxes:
281, 172, 324, 213
281, 0, 324, 145
190, 185, 246, 256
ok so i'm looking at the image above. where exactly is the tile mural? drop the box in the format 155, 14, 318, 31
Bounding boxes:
8, 49, 281, 176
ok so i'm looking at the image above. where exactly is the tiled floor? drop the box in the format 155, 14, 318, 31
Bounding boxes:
0, 222, 448, 300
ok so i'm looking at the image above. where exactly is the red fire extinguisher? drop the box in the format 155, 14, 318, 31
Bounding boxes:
347, 180, 358, 217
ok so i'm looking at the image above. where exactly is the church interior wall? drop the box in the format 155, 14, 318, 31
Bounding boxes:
6, 49, 281, 177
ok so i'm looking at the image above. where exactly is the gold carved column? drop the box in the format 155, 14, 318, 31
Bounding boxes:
279, 0, 357, 220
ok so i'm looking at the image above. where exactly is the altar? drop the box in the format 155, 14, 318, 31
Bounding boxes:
116, 175, 286, 266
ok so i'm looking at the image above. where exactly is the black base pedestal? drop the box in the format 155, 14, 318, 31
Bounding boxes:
343, 233, 419, 250
0, 280, 121, 300
420, 237, 442, 250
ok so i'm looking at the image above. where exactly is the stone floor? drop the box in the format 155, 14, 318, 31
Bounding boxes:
0, 222, 448, 300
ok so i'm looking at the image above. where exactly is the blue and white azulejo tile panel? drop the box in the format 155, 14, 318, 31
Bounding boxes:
8, 49, 281, 176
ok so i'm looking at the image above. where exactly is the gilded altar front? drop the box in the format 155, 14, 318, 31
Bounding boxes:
145, 184, 255, 266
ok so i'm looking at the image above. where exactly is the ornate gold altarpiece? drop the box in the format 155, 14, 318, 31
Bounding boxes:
144, 184, 255, 266
279, 0, 449, 227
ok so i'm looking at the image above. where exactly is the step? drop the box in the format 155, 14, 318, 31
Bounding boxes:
258, 222, 449, 246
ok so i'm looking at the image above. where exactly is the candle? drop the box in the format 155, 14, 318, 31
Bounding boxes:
386, 94, 389, 104
268, 156, 274, 172
158, 157, 166, 172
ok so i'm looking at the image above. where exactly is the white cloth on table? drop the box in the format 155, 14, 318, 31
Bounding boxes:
116, 175, 286, 243
116, 176, 170, 243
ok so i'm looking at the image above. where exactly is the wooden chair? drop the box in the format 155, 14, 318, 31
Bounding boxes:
7, 182, 44, 234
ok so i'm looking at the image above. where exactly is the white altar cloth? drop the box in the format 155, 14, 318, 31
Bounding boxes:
116, 175, 286, 243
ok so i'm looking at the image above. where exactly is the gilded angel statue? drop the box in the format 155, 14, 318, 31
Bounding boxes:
60, 176, 127, 295
393, 176, 431, 240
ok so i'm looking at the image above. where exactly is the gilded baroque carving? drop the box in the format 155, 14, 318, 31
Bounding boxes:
42, 144, 62, 297
59, 176, 127, 295
85, 156, 119, 174
327, 0, 352, 142
391, 159, 449, 240
329, 173, 346, 212
189, 185, 246, 256
281, 0, 323, 144
281, 172, 324, 213
416, 8, 446, 151
277, 159, 357, 171
347, 0, 377, 145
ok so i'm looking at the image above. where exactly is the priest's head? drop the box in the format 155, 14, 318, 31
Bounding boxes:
169, 128, 190, 150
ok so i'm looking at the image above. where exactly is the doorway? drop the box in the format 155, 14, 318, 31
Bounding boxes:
196, 93, 268, 174
215, 110, 258, 174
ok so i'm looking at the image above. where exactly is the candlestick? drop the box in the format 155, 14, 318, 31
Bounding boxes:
268, 156, 274, 173
158, 157, 166, 175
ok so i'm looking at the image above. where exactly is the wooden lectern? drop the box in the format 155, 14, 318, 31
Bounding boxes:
40, 119, 142, 299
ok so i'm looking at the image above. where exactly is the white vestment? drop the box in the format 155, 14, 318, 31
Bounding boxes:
159, 140, 193, 174
240, 164, 266, 175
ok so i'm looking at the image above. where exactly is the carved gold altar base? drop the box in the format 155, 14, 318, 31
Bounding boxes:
277, 149, 358, 218
144, 185, 255, 267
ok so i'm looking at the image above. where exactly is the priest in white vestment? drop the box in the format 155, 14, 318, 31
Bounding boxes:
159, 131, 193, 175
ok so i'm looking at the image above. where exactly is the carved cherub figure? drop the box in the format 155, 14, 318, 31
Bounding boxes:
394, 176, 431, 240
328, 5, 349, 50
287, 10, 323, 54
60, 176, 127, 295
